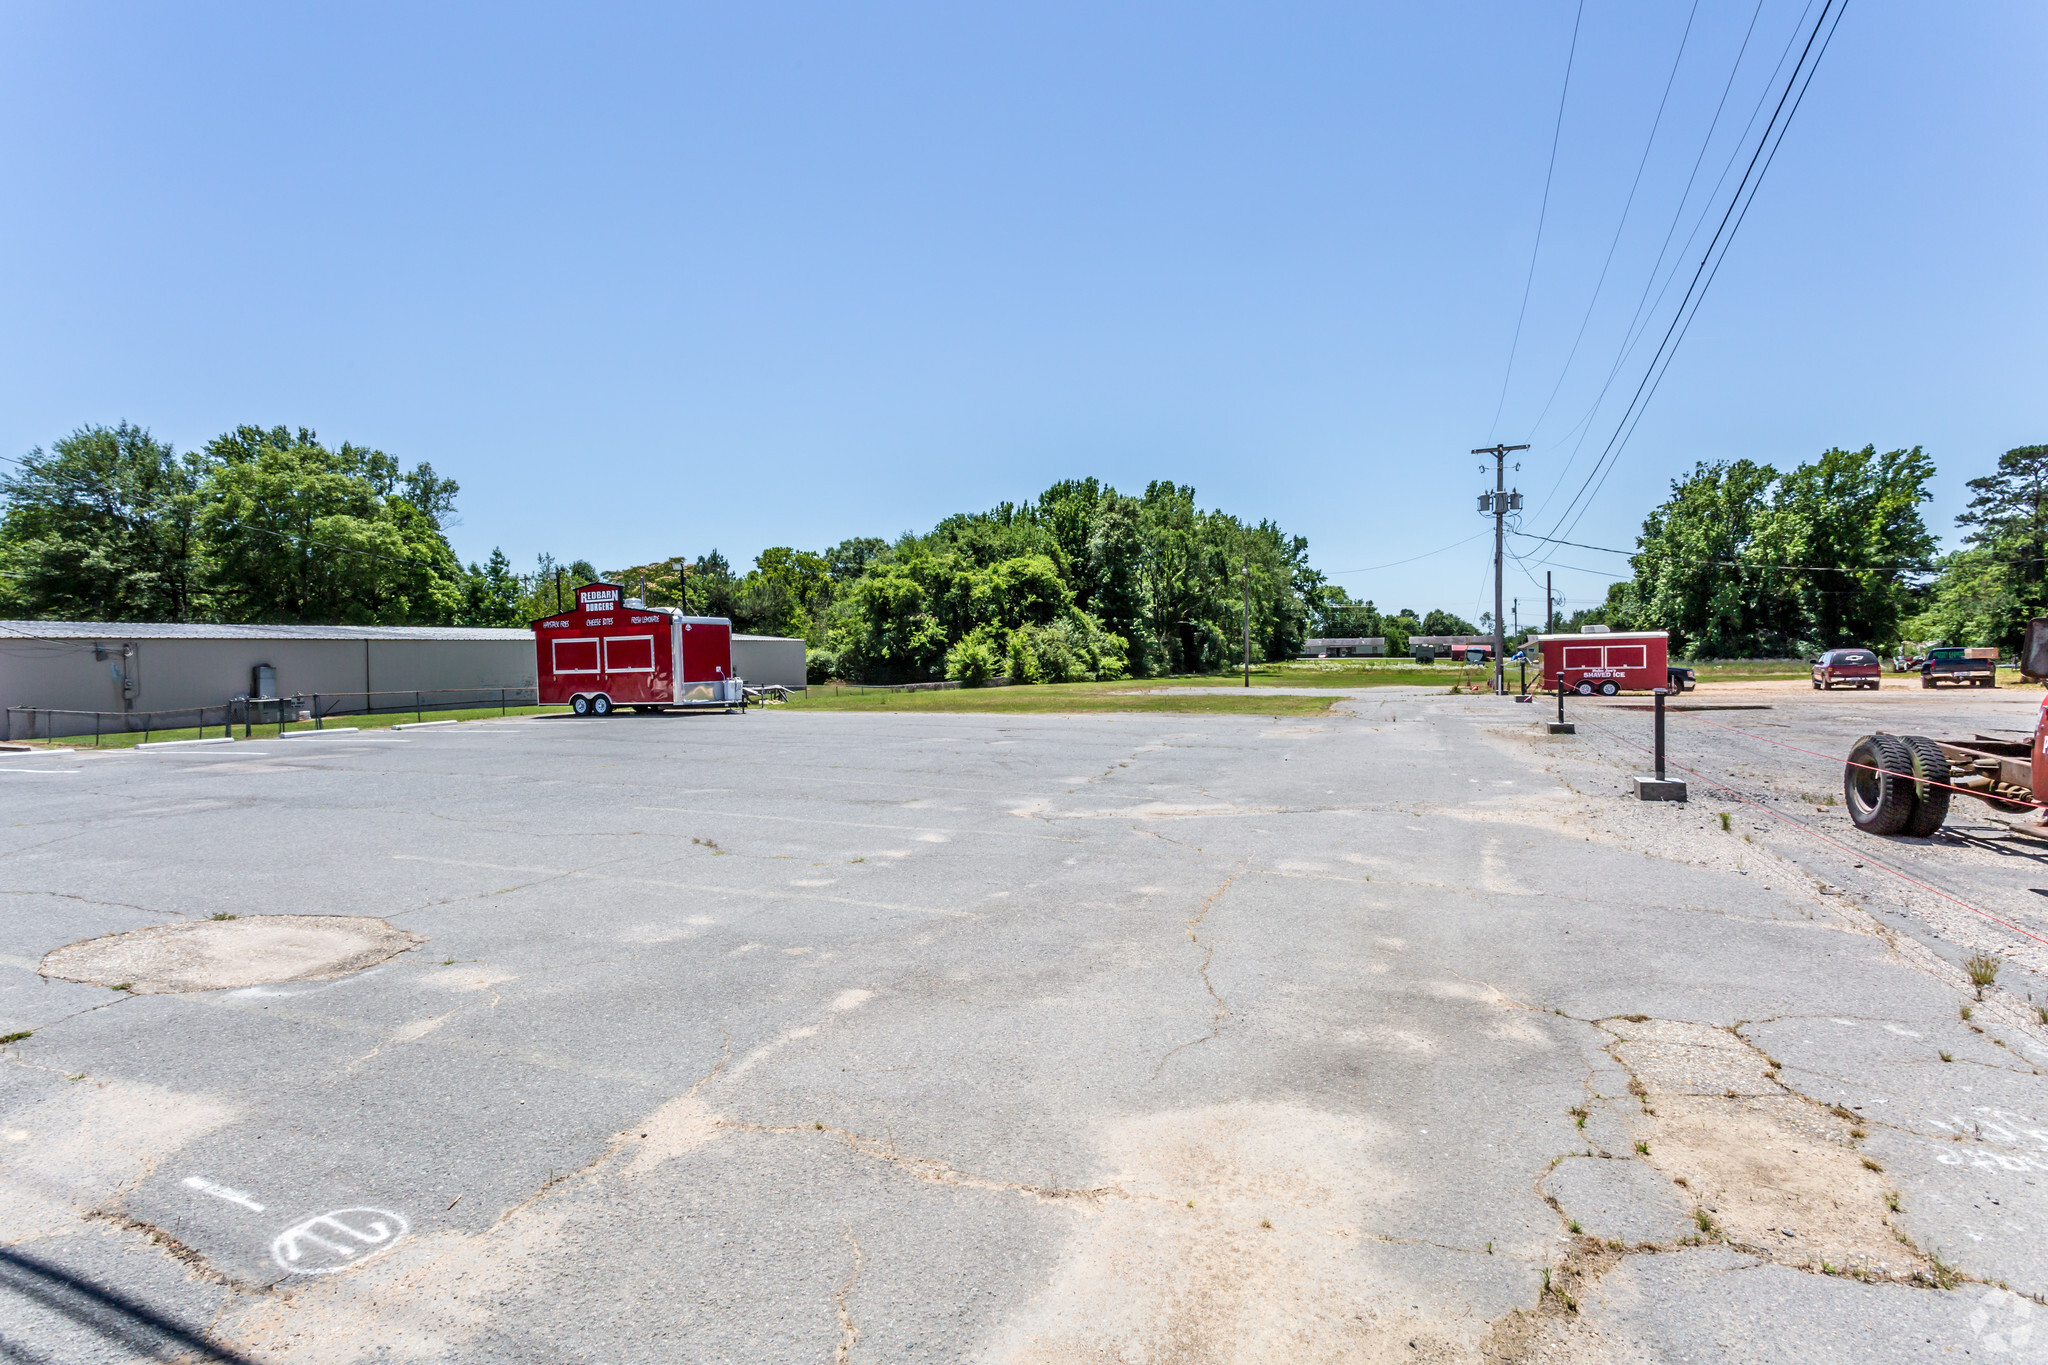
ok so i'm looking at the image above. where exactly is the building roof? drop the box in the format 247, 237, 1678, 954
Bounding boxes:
0, 620, 533, 643
0, 620, 806, 645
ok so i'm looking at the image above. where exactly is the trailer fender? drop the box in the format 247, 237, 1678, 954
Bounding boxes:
2032, 694, 2048, 801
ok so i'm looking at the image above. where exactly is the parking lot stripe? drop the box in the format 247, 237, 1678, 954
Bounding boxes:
391, 854, 976, 918
633, 805, 1080, 843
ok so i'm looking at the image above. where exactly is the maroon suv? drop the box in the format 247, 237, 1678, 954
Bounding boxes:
1813, 648, 1881, 690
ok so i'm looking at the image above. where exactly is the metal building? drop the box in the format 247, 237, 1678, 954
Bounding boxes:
0, 620, 806, 738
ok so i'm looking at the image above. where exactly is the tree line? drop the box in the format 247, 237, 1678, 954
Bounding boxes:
1596, 442, 2047, 658
5, 426, 1429, 684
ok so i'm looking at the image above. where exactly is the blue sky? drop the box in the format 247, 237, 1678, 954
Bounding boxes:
2, 2, 2041, 625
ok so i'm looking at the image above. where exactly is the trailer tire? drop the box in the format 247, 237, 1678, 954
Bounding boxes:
1575, 680, 1595, 696
1845, 733, 1916, 835
570, 694, 590, 716
1900, 735, 1952, 837
1598, 680, 1619, 696
590, 694, 612, 716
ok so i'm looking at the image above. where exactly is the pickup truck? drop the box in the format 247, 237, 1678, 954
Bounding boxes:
1920, 646, 1997, 689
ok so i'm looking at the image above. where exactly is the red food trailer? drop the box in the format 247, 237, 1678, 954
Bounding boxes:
533, 582, 745, 716
1535, 629, 1670, 696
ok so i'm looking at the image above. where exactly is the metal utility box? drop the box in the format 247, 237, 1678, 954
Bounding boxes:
532, 582, 743, 716
1534, 630, 1670, 696
251, 663, 277, 698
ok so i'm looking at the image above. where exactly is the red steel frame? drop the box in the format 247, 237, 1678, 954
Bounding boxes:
532, 582, 735, 709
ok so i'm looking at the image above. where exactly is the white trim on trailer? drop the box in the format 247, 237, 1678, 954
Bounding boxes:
551, 637, 602, 674
603, 635, 657, 673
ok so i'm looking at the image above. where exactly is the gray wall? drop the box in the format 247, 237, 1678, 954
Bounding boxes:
1, 635, 535, 738
733, 636, 806, 690
4, 629, 806, 737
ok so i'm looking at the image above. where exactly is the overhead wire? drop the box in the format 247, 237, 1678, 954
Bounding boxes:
1524, 0, 1777, 529
1521, 0, 1703, 445
1486, 0, 1587, 441
1541, 0, 1847, 548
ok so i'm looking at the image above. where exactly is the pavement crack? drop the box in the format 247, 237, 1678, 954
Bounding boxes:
1153, 868, 1242, 1077
84, 1209, 275, 1298
833, 1227, 862, 1365
1, 889, 187, 919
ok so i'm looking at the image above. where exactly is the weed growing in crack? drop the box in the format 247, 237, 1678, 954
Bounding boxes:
1961, 1005, 1973, 1020
1260, 1218, 1272, 1229
1718, 813, 1732, 831
1186, 1200, 1196, 1209
1694, 1208, 1718, 1237
1863, 1157, 1884, 1173
2038, 1006, 2048, 1026
209, 912, 236, 921
1539, 1268, 1551, 1292
1850, 1128, 1867, 1140
1965, 955, 2001, 997
0, 1032, 29, 1046
814, 1122, 825, 1130
1886, 1191, 1902, 1212
110, 983, 131, 993
1672, 1176, 1689, 1188
1567, 1220, 1582, 1234
1939, 1050, 1954, 1063
1486, 1241, 1493, 1254
1924, 1251, 1961, 1290
1634, 1141, 1650, 1156
1568, 1105, 1589, 1129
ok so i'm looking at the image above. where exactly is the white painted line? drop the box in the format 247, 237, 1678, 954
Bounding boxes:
394, 720, 459, 730
0, 768, 80, 774
184, 1175, 265, 1211
279, 728, 359, 740
136, 737, 235, 750
0, 748, 74, 759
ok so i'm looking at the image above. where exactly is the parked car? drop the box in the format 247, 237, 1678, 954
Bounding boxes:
1666, 665, 1696, 692
1920, 646, 1998, 689
1813, 648, 1881, 690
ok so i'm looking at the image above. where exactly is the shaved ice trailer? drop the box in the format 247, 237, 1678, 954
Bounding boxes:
533, 582, 745, 716
1534, 629, 1690, 696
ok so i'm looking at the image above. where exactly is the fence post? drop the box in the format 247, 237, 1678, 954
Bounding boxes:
416, 690, 422, 724
500, 687, 506, 717
314, 694, 322, 730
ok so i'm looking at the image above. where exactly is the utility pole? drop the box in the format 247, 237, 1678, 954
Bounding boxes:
1241, 552, 1252, 687
1472, 444, 1528, 696
1546, 571, 1554, 634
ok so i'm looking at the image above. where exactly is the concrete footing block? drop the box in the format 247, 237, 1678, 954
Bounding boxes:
1547, 722, 1576, 735
1634, 776, 1688, 801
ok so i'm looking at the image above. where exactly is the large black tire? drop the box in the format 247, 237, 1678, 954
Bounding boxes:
1575, 680, 1595, 696
1845, 734, 1916, 835
1598, 680, 1619, 696
570, 694, 590, 716
1901, 735, 1952, 837
591, 694, 612, 716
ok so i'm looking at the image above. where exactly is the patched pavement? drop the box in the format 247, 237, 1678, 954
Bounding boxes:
1, 691, 2043, 1362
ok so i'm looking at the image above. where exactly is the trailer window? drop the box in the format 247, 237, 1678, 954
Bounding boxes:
552, 638, 600, 674
1561, 644, 1604, 669
1605, 644, 1647, 669
605, 636, 656, 673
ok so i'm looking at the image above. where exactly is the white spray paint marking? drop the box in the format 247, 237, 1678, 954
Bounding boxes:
271, 1207, 409, 1274
183, 1176, 265, 1211
831, 989, 874, 1012
1883, 1024, 1923, 1039
1969, 1287, 2035, 1353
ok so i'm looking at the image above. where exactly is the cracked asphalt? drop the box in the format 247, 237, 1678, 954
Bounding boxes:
2, 686, 2046, 1362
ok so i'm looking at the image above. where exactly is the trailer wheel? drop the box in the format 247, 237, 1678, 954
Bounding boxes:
1900, 735, 1952, 837
1845, 733, 1916, 835
590, 694, 612, 716
1575, 680, 1595, 696
570, 694, 590, 716
1598, 680, 1619, 696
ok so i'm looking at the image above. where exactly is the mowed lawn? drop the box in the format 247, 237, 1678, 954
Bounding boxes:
784, 680, 1340, 715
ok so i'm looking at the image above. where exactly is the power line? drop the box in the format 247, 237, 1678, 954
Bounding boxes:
1525, 0, 1776, 529
1523, 0, 1703, 444
1322, 531, 1490, 576
1543, 0, 1847, 545
1486, 0, 1587, 441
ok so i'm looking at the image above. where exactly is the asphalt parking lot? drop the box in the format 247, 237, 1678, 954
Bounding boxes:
3, 688, 2045, 1363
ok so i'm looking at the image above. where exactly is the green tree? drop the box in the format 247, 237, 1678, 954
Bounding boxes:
1750, 446, 1936, 650
457, 549, 524, 626
0, 423, 208, 620
1928, 444, 2048, 649
1419, 609, 1478, 636
198, 426, 464, 624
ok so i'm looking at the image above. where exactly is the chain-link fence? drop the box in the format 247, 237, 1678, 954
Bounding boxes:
6, 687, 541, 744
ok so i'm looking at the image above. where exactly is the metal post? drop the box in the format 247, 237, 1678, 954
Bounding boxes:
314, 694, 322, 729
416, 691, 422, 724
1654, 687, 1667, 782
1557, 677, 1565, 724
1241, 552, 1251, 688
1519, 660, 1527, 697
